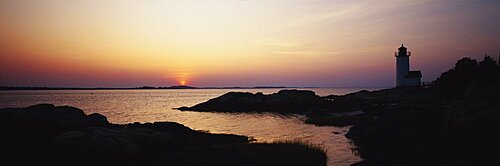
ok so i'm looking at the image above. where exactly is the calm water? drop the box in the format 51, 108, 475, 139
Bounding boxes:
0, 88, 382, 166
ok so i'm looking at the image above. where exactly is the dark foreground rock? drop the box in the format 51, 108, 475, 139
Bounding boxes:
345, 84, 500, 165
0, 104, 326, 166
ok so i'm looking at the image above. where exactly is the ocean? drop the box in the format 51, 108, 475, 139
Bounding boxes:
0, 87, 383, 166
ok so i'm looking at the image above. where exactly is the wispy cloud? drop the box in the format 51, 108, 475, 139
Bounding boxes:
272, 50, 339, 56
254, 37, 300, 48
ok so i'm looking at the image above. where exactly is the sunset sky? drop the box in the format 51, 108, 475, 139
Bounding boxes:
1, 0, 499, 87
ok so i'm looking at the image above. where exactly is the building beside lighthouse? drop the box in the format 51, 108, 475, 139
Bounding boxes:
395, 44, 422, 86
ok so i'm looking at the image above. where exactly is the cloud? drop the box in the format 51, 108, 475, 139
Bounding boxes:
272, 50, 339, 56
254, 37, 299, 48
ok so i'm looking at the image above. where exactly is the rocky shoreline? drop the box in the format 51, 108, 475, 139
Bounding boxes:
345, 85, 500, 165
179, 85, 500, 165
178, 56, 500, 165
0, 104, 327, 166
177, 90, 324, 113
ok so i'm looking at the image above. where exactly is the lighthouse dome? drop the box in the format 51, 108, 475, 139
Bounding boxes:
398, 44, 407, 51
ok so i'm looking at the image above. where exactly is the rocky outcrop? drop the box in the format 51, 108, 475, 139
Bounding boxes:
345, 107, 445, 165
180, 89, 324, 113
434, 84, 500, 165
0, 104, 113, 165
306, 87, 441, 127
305, 112, 375, 126
180, 87, 442, 128
0, 104, 326, 166
345, 84, 500, 165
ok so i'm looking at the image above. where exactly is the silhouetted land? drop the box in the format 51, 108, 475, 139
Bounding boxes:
181, 55, 500, 165
0, 104, 326, 166
0, 85, 303, 91
177, 90, 323, 113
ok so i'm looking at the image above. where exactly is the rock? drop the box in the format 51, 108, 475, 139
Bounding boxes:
436, 84, 500, 165
176, 106, 190, 111
305, 113, 374, 127
49, 127, 150, 162
344, 84, 500, 165
345, 108, 445, 164
127, 121, 193, 133
183, 89, 324, 113
53, 107, 88, 131
86, 113, 109, 127
0, 104, 111, 132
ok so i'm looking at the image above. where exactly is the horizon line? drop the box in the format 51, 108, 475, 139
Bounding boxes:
0, 85, 389, 90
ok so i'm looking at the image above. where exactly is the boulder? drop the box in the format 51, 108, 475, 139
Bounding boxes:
86, 113, 109, 127
436, 84, 500, 164
49, 127, 152, 162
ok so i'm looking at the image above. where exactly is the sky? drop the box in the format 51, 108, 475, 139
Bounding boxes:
1, 0, 499, 88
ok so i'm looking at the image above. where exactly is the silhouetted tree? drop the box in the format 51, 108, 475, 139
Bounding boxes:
455, 57, 478, 73
432, 57, 475, 98
477, 55, 499, 86
432, 55, 499, 98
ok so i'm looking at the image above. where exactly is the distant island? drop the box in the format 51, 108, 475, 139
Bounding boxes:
0, 85, 315, 91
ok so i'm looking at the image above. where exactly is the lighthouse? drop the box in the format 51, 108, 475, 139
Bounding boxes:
395, 44, 421, 86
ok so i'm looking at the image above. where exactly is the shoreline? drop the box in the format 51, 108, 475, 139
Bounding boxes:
177, 83, 500, 165
0, 104, 327, 166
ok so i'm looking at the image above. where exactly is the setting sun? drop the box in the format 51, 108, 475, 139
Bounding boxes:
1, 0, 499, 88
180, 80, 186, 86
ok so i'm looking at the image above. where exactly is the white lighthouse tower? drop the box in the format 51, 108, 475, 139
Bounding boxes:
395, 44, 421, 86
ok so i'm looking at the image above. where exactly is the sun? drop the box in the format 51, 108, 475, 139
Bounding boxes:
180, 80, 186, 85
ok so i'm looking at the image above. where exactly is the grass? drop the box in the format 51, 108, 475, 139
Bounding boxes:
244, 139, 328, 166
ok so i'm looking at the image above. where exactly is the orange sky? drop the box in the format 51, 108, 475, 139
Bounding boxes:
1, 0, 499, 87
